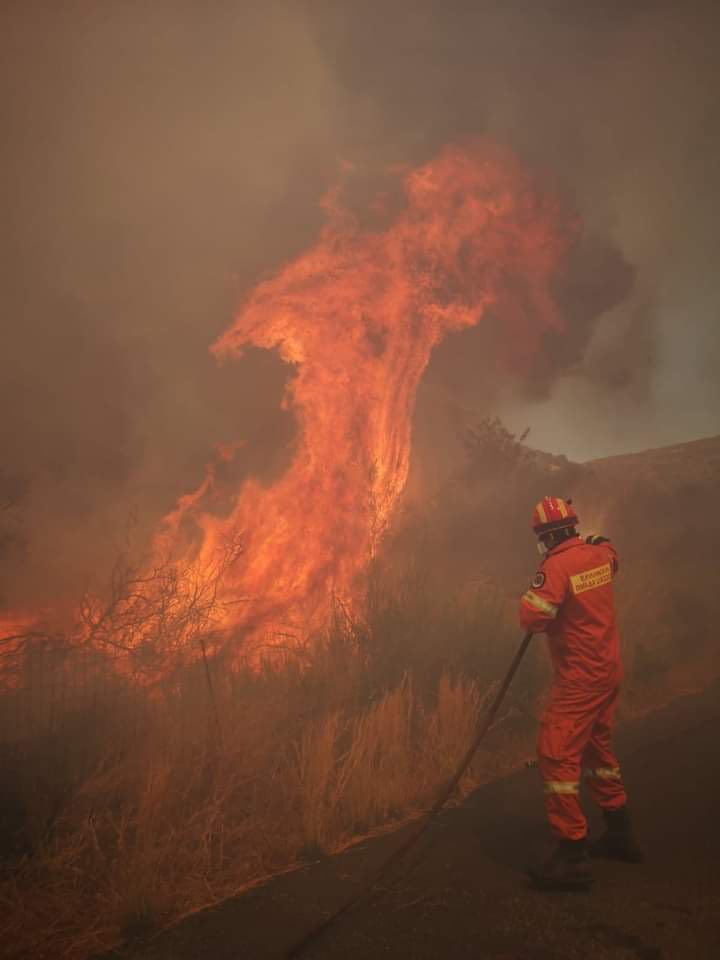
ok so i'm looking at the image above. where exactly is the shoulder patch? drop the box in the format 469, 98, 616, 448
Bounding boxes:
532, 571, 546, 589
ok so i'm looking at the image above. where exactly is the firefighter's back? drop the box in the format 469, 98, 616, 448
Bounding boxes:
549, 538, 622, 689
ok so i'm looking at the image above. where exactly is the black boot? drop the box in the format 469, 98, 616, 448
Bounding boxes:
528, 837, 593, 890
590, 806, 643, 863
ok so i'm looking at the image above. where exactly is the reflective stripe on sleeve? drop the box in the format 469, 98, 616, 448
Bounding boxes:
522, 590, 559, 618
543, 780, 579, 795
583, 766, 622, 781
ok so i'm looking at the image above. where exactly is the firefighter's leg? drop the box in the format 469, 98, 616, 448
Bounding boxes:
582, 687, 626, 811
583, 688, 643, 863
529, 691, 595, 889
538, 744, 585, 839
537, 690, 595, 840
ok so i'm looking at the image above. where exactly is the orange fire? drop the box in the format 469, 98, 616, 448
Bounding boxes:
150, 140, 575, 657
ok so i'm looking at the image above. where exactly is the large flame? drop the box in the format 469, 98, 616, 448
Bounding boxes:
152, 141, 574, 654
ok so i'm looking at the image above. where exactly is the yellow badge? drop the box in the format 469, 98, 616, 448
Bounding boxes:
570, 563, 612, 595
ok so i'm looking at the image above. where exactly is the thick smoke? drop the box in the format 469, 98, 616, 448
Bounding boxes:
1, 0, 718, 604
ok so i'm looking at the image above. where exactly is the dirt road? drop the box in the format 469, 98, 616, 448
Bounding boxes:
118, 681, 720, 960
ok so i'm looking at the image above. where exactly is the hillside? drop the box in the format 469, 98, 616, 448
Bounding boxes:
574, 435, 720, 708
584, 434, 720, 491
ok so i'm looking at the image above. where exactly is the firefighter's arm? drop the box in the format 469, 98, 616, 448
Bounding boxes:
519, 560, 568, 633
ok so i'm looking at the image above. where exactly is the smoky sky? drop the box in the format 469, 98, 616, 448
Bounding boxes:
1, 0, 719, 606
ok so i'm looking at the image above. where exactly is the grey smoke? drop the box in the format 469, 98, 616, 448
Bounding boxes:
1, 0, 718, 604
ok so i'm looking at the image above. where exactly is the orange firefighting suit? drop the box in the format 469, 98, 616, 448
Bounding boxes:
519, 535, 627, 840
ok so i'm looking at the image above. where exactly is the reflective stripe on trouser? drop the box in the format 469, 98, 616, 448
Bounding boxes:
538, 684, 627, 840
544, 780, 579, 795
584, 766, 622, 781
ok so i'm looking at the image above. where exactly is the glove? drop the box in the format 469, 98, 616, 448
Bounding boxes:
585, 534, 610, 545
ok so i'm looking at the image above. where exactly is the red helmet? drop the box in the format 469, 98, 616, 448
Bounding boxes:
531, 496, 579, 535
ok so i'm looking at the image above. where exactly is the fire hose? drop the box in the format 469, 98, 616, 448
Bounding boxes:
284, 630, 534, 958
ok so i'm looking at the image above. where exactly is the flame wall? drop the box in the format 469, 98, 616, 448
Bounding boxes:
153, 142, 574, 649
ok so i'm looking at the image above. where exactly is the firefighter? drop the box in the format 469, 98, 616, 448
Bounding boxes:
519, 496, 642, 890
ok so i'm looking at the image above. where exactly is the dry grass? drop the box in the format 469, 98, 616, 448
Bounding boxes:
0, 662, 504, 960
0, 553, 530, 960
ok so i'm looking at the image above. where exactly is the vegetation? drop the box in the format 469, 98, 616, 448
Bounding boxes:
1, 424, 717, 959
0, 553, 536, 960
